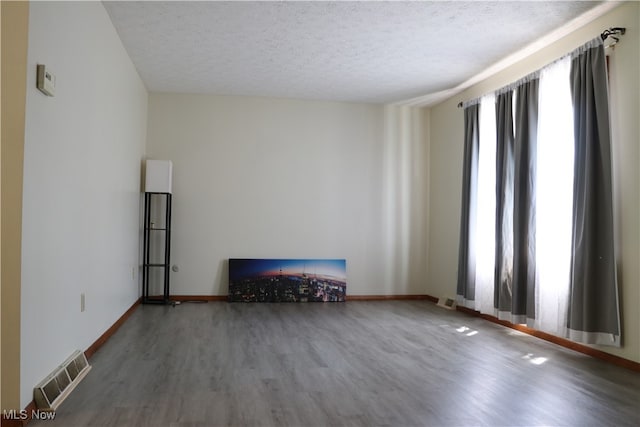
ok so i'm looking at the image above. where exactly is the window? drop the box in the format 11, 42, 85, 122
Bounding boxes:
459, 39, 621, 345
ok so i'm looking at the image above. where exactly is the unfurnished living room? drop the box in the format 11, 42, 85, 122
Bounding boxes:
1, 1, 639, 426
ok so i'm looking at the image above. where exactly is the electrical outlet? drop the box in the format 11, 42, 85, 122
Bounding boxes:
36, 64, 56, 96
80, 293, 86, 312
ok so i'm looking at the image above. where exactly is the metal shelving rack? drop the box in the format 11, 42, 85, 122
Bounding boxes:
142, 192, 172, 304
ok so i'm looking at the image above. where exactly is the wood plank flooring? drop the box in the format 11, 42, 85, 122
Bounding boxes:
32, 301, 640, 426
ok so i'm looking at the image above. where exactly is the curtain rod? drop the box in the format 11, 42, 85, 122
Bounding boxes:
457, 26, 627, 109
601, 27, 626, 43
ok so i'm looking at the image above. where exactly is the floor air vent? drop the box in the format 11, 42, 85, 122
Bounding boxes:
34, 350, 91, 411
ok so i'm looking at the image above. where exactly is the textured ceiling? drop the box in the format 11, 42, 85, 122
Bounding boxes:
103, 1, 606, 105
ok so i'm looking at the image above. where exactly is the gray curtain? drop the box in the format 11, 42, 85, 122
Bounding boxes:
513, 80, 538, 323
494, 79, 538, 323
457, 104, 479, 305
567, 38, 621, 346
494, 91, 515, 316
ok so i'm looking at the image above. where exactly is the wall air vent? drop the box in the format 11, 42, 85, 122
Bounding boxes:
34, 350, 91, 411
437, 296, 457, 310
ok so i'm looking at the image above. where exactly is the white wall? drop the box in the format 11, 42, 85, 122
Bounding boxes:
20, 2, 147, 407
428, 2, 639, 362
146, 94, 428, 296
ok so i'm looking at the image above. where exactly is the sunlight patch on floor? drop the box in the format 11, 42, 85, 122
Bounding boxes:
455, 326, 479, 336
522, 353, 548, 365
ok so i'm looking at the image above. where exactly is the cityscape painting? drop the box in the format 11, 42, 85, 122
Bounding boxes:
228, 258, 347, 302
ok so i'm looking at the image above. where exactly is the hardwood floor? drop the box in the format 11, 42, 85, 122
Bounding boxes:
32, 301, 640, 426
